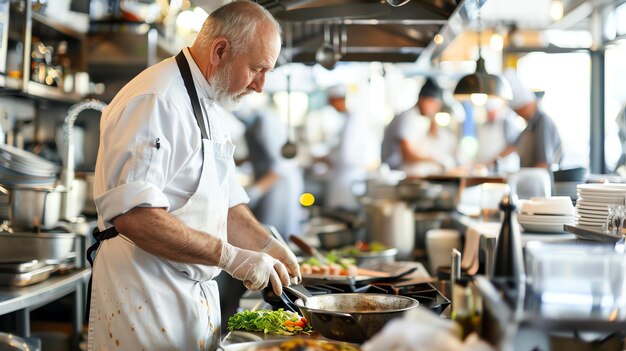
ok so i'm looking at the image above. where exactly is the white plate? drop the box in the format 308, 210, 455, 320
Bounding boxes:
519, 222, 568, 233
517, 219, 575, 226
575, 206, 608, 214
576, 202, 614, 211
578, 183, 626, 191
576, 218, 605, 224
517, 215, 574, 224
520, 197, 575, 216
577, 195, 625, 204
575, 216, 606, 223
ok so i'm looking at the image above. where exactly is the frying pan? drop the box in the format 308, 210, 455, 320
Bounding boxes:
283, 285, 419, 343
218, 338, 359, 351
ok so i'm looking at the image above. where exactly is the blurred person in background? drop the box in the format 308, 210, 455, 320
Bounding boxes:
236, 94, 304, 238
323, 84, 371, 211
381, 77, 458, 176
488, 69, 561, 170
474, 99, 521, 174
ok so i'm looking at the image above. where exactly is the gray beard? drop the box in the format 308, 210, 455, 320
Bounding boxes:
210, 64, 248, 111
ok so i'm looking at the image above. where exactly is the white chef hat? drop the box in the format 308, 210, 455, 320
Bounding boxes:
503, 68, 535, 110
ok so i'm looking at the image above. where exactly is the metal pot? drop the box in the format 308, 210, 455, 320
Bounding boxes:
8, 186, 63, 231
75, 171, 96, 215
0, 231, 77, 263
345, 248, 398, 265
292, 292, 419, 343
0, 332, 39, 351
361, 198, 415, 260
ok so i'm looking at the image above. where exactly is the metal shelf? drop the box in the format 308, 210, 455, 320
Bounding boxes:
24, 81, 83, 103
31, 12, 86, 40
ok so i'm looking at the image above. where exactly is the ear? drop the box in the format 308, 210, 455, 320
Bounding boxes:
209, 38, 229, 66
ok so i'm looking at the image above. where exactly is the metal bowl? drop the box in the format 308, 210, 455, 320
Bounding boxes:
295, 293, 419, 343
0, 333, 39, 351
344, 248, 398, 265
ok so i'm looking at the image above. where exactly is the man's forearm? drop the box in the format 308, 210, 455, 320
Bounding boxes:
227, 204, 271, 250
112, 207, 223, 266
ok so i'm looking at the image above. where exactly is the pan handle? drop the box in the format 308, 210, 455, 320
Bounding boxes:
284, 284, 312, 304
278, 291, 299, 314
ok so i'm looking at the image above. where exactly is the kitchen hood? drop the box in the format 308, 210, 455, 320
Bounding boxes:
254, 0, 463, 65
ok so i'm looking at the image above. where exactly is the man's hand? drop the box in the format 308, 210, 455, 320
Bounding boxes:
218, 241, 289, 295
261, 237, 301, 285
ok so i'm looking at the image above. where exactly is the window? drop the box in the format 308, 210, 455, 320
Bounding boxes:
517, 52, 591, 169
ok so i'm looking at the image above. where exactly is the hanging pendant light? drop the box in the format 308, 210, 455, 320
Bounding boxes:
453, 0, 511, 104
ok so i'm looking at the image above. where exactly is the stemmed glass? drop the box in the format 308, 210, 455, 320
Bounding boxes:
603, 205, 617, 235
613, 205, 625, 236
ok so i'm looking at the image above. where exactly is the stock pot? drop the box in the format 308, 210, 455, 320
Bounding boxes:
8, 186, 62, 231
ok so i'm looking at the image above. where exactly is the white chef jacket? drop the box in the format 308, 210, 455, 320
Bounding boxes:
476, 114, 521, 173
93, 48, 249, 227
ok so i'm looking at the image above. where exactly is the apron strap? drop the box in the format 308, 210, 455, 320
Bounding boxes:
85, 226, 120, 321
175, 50, 211, 140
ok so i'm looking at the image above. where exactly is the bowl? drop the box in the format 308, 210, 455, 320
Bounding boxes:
342, 248, 398, 265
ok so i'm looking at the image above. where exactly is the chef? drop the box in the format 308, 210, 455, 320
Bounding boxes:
475, 99, 521, 173
87, 2, 300, 350
236, 96, 304, 238
381, 77, 458, 176
324, 84, 371, 211
489, 69, 562, 169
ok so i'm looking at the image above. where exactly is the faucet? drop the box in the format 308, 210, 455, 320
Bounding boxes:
61, 99, 107, 221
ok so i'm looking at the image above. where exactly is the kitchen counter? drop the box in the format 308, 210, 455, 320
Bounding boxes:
0, 268, 90, 350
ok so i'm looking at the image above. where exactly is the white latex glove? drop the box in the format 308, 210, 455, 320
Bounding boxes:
218, 241, 289, 295
362, 307, 463, 351
261, 236, 302, 285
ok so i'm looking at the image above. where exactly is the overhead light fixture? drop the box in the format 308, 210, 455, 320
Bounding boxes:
454, 0, 511, 103
550, 0, 564, 21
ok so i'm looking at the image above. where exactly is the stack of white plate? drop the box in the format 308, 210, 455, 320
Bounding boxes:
575, 183, 626, 227
518, 197, 576, 233
0, 143, 59, 188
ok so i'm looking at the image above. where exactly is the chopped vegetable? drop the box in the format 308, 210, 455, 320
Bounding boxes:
227, 309, 313, 335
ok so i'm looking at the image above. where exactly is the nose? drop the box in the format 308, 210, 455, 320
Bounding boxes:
249, 72, 266, 93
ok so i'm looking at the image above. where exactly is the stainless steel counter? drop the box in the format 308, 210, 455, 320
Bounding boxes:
0, 268, 90, 350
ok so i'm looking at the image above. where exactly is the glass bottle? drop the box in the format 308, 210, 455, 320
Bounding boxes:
452, 278, 482, 339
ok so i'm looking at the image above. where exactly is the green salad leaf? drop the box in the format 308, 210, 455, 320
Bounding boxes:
227, 309, 313, 335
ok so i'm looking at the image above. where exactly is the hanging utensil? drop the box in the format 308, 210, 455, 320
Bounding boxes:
281, 24, 298, 159
315, 23, 337, 70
